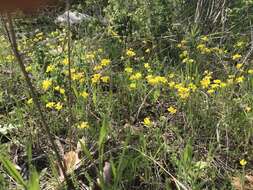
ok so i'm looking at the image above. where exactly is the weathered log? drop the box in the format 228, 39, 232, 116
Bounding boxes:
0, 0, 57, 12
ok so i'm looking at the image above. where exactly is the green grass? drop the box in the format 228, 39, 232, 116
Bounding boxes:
0, 2, 253, 189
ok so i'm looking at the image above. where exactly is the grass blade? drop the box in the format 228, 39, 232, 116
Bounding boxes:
0, 155, 26, 188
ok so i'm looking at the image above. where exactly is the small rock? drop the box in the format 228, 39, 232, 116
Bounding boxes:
55, 11, 92, 25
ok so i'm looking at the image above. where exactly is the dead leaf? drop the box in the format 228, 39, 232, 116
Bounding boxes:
57, 150, 80, 182
103, 162, 111, 185
231, 174, 253, 190
64, 150, 80, 174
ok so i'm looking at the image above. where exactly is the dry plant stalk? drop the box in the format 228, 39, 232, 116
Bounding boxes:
2, 12, 74, 190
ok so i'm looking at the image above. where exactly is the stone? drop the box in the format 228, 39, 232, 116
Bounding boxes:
55, 11, 92, 25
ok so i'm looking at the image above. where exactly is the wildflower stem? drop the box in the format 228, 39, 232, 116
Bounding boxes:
4, 13, 74, 189
66, 0, 76, 147
135, 88, 154, 121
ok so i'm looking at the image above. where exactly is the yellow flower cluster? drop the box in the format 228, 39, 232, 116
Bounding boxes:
130, 72, 142, 81
77, 121, 90, 129
180, 50, 195, 64
177, 39, 187, 49
33, 32, 44, 42
101, 59, 111, 67
85, 52, 96, 60
94, 58, 111, 71
200, 72, 212, 89
63, 68, 85, 83
42, 79, 52, 91
146, 75, 167, 86
200, 36, 209, 42
176, 85, 190, 99
92, 73, 101, 84
46, 65, 55, 73
91, 73, 110, 84
126, 49, 136, 57
200, 72, 228, 94
72, 72, 84, 82
54, 86, 65, 95
46, 102, 63, 111
101, 76, 110, 83
197, 44, 211, 54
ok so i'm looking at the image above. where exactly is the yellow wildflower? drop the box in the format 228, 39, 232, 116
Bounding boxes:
85, 52, 96, 60
54, 86, 65, 94
181, 40, 187, 44
188, 83, 197, 92
232, 53, 242, 60
211, 84, 220, 89
42, 80, 52, 91
54, 86, 60, 91
55, 102, 63, 111
182, 58, 195, 64
220, 82, 227, 88
25, 66, 32, 72
27, 98, 33, 105
180, 50, 188, 58
168, 81, 175, 88
144, 63, 150, 69
236, 63, 243, 69
80, 91, 89, 99
213, 79, 221, 84
143, 117, 152, 127
59, 88, 65, 94
245, 106, 251, 112
98, 48, 103, 53
200, 75, 212, 88
236, 76, 244, 83
167, 106, 177, 114
94, 65, 103, 71
130, 72, 142, 80
101, 76, 110, 83
168, 73, 175, 79
46, 65, 55, 73
146, 75, 167, 86
125, 67, 133, 74
62, 58, 69, 65
197, 44, 206, 50
207, 89, 215, 94
201, 36, 209, 42
77, 121, 90, 129
177, 43, 182, 48
178, 87, 190, 99
126, 49, 136, 57
235, 41, 245, 48
248, 69, 253, 74
101, 59, 111, 67
91, 73, 101, 84
240, 159, 247, 166
72, 72, 84, 81
129, 83, 137, 90
46, 102, 55, 109
145, 48, 150, 53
